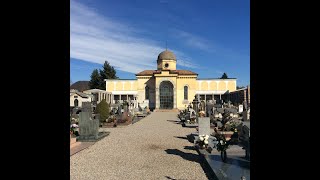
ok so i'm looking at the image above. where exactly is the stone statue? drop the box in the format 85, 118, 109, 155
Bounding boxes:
200, 101, 205, 111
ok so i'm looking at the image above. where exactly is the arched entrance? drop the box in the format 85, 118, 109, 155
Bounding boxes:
159, 81, 173, 109
74, 99, 78, 107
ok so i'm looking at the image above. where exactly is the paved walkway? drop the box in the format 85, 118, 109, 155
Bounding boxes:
70, 112, 211, 180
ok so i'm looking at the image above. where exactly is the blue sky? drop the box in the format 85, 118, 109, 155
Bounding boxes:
70, 0, 250, 86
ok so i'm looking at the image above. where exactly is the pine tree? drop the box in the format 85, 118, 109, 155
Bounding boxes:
237, 86, 245, 90
221, 72, 228, 79
89, 60, 118, 90
98, 61, 118, 89
89, 69, 102, 89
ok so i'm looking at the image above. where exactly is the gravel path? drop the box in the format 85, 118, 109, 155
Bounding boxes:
70, 112, 211, 180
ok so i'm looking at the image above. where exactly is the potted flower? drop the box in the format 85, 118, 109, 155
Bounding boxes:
196, 134, 210, 149
70, 123, 79, 136
214, 132, 230, 162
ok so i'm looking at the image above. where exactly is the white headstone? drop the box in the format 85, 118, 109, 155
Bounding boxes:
139, 100, 149, 109
239, 105, 243, 113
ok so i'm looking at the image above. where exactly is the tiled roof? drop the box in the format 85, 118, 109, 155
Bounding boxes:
70, 91, 90, 98
171, 70, 198, 75
135, 70, 156, 76
135, 70, 198, 76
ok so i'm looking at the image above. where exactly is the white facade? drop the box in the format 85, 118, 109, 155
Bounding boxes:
70, 92, 92, 107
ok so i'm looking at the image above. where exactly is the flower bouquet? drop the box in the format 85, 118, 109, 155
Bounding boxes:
224, 119, 242, 131
196, 134, 210, 149
70, 124, 79, 136
214, 132, 230, 162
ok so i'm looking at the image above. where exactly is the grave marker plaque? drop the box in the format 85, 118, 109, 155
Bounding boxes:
198, 117, 210, 136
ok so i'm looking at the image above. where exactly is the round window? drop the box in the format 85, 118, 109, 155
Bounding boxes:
164, 63, 169, 68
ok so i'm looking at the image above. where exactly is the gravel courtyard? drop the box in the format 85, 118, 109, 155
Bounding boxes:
70, 112, 212, 180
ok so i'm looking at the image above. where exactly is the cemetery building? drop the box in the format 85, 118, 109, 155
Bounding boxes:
105, 50, 237, 110
70, 89, 93, 107
227, 85, 250, 107
83, 89, 112, 104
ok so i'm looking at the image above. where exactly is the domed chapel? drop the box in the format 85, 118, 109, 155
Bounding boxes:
104, 50, 236, 110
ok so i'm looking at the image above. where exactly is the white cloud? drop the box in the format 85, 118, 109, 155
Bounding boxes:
70, 0, 199, 74
172, 30, 215, 53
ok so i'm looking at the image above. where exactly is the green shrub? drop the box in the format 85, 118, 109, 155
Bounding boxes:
95, 99, 110, 122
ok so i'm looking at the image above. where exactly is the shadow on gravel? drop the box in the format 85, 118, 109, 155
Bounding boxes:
174, 136, 188, 140
165, 149, 218, 180
164, 176, 176, 180
183, 146, 196, 150
166, 120, 182, 124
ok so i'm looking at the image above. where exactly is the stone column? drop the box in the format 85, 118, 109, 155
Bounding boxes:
155, 87, 159, 109
173, 87, 177, 108
204, 94, 207, 112
111, 94, 114, 104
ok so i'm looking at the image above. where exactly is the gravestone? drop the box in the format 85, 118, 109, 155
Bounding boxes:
214, 104, 222, 108
206, 101, 215, 116
225, 108, 237, 114
118, 104, 122, 115
198, 117, 211, 136
243, 101, 248, 111
78, 111, 99, 140
200, 101, 206, 111
239, 121, 250, 159
184, 112, 190, 121
134, 108, 140, 113
132, 100, 138, 108
243, 110, 250, 121
239, 105, 244, 113
139, 100, 149, 109
82, 102, 92, 114
189, 109, 196, 119
216, 108, 224, 114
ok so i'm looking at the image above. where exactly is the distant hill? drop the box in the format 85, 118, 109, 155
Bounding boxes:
70, 81, 90, 92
